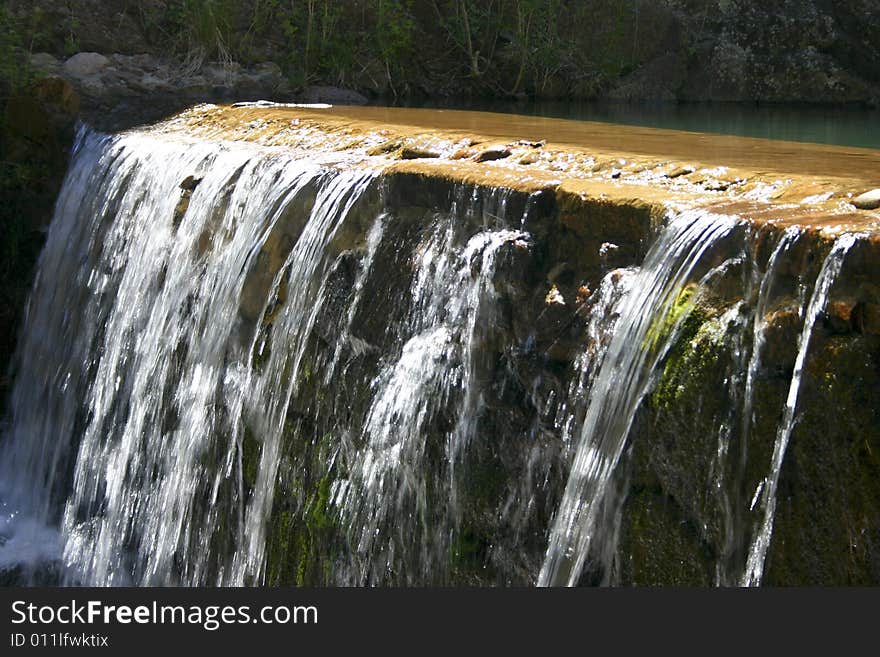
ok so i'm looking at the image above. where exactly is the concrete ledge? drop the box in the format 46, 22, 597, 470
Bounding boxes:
148, 103, 880, 243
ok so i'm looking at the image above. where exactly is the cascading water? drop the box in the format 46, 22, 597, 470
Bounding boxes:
538, 213, 863, 587
538, 210, 739, 587
0, 124, 538, 586
708, 226, 800, 585
0, 126, 376, 584
0, 115, 870, 587
742, 232, 860, 586
336, 221, 530, 584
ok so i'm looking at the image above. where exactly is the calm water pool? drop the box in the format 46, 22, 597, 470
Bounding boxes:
382, 99, 880, 150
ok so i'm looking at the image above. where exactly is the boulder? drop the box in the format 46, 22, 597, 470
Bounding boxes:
300, 85, 368, 105
202, 64, 237, 86
109, 53, 161, 73
852, 189, 880, 210
400, 146, 441, 159
62, 52, 110, 79
251, 62, 283, 85
29, 52, 61, 75
135, 74, 172, 93
77, 77, 107, 97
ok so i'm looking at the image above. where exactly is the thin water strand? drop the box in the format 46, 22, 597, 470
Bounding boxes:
742, 232, 860, 586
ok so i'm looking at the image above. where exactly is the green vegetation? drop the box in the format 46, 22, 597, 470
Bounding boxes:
643, 284, 707, 356
0, 0, 694, 98
4, 1, 878, 103
0, 2, 51, 93
0, 3, 77, 412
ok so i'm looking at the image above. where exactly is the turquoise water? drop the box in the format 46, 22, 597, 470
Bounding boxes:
387, 99, 880, 150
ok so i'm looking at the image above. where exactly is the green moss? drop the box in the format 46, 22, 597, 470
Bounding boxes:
307, 472, 333, 531
265, 508, 294, 584
651, 308, 725, 412
289, 472, 336, 585
264, 422, 342, 585
763, 333, 880, 584
295, 532, 310, 586
635, 302, 737, 556
644, 284, 709, 358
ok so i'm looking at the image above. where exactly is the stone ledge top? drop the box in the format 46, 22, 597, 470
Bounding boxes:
149, 103, 880, 237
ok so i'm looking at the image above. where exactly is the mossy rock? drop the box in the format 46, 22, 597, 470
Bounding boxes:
617, 484, 715, 585
764, 333, 880, 584
264, 422, 344, 586
642, 304, 737, 554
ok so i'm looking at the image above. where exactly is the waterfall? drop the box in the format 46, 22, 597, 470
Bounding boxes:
708, 226, 800, 585
0, 127, 375, 584
742, 232, 859, 586
336, 222, 530, 584
0, 124, 535, 586
538, 214, 861, 587
0, 117, 869, 587
539, 210, 738, 587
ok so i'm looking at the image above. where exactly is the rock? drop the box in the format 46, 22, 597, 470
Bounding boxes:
300, 85, 368, 105
62, 52, 110, 79
666, 165, 696, 179
545, 284, 565, 306
859, 303, 880, 335
178, 76, 212, 97
109, 53, 161, 74
704, 179, 733, 192
202, 64, 235, 86
852, 189, 880, 210
77, 76, 107, 96
29, 52, 60, 75
450, 147, 475, 160
135, 74, 172, 93
599, 242, 622, 269
28, 76, 79, 116
400, 146, 440, 160
546, 262, 570, 283
609, 52, 688, 102
474, 147, 511, 162
367, 140, 401, 156
180, 175, 202, 192
235, 66, 291, 96
827, 299, 858, 332
251, 62, 283, 85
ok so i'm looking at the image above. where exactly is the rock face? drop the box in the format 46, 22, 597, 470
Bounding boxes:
209, 110, 877, 586
39, 51, 297, 130
26, 49, 369, 131
622, 234, 880, 585
668, 0, 880, 104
